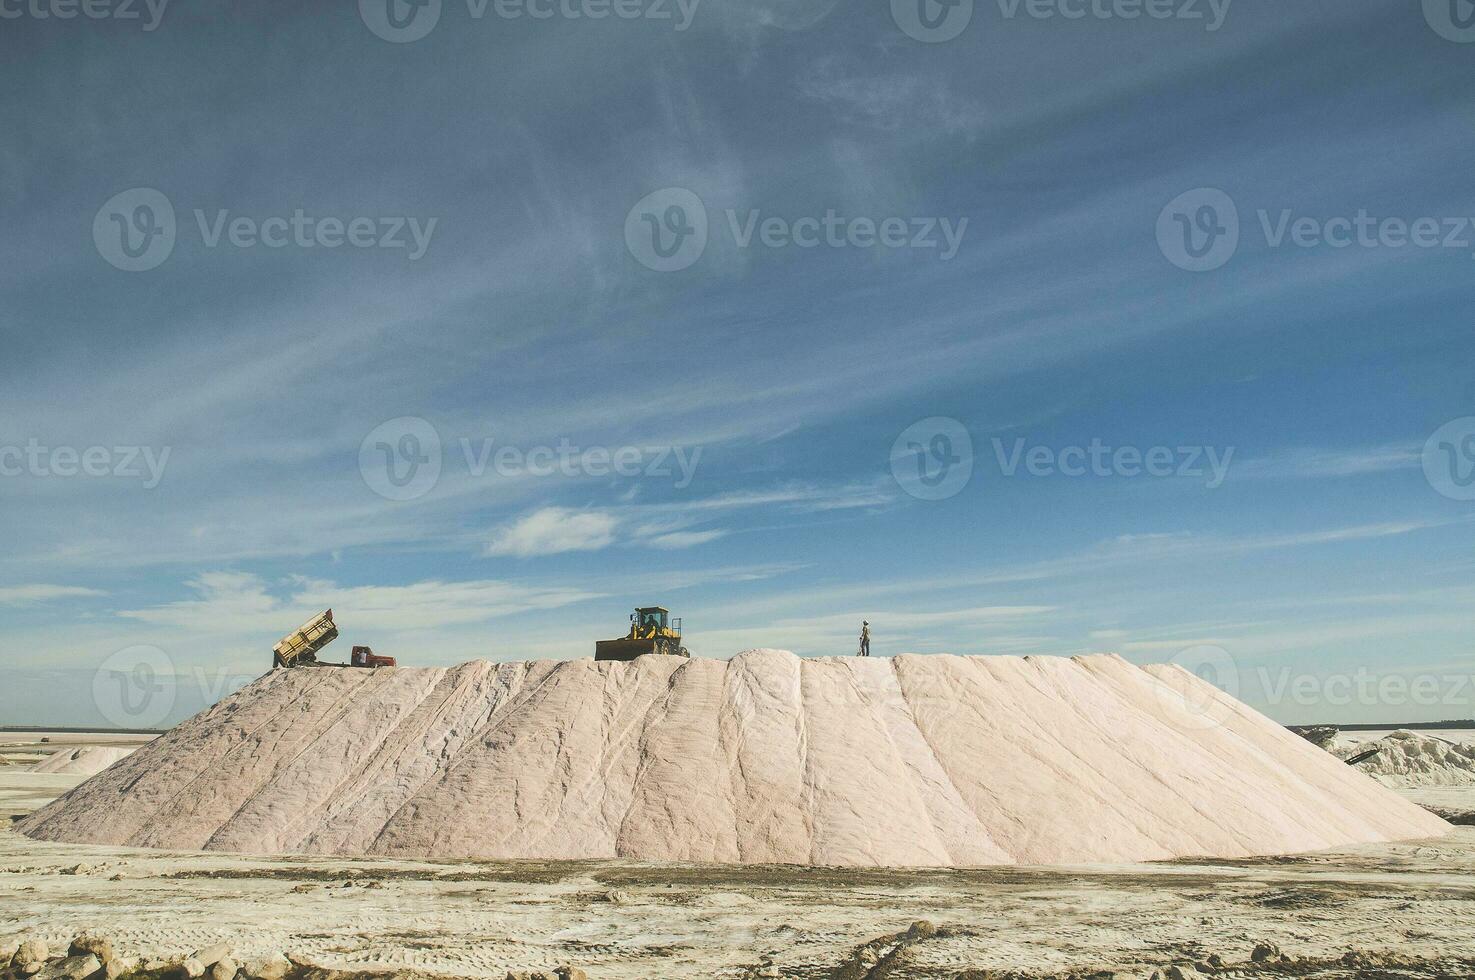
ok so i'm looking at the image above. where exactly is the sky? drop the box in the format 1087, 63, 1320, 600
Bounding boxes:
2, 0, 1473, 728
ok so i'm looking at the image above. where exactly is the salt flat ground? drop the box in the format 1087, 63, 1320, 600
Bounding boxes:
3, 742, 1474, 979
0, 731, 155, 770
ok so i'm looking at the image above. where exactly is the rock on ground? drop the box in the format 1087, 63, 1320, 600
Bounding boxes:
16, 650, 1451, 867
243, 953, 291, 980
15, 939, 50, 975
67, 936, 113, 964
33, 955, 99, 980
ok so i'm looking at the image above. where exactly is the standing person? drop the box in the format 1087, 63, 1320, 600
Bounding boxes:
859, 621, 870, 657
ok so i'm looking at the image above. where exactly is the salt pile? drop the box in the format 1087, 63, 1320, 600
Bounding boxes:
1340, 730, 1475, 788
18, 650, 1448, 867
32, 746, 135, 775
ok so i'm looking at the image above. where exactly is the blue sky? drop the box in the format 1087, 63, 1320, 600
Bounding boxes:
2, 0, 1473, 727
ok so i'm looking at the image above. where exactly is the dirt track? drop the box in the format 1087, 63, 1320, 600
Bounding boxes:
5, 813, 1474, 979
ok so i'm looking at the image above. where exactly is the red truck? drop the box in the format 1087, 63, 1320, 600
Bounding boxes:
351, 645, 397, 668
271, 610, 398, 669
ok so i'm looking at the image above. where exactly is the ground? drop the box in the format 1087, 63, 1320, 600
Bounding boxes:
3, 732, 1474, 979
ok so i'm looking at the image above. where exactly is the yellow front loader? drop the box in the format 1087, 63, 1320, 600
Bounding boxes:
594, 606, 690, 661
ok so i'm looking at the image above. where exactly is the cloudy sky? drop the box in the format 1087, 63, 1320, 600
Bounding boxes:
2, 0, 1473, 727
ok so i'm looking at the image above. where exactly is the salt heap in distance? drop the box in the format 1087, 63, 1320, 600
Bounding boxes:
19, 650, 1448, 867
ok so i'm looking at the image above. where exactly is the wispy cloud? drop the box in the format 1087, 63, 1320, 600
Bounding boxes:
481, 482, 889, 558
485, 508, 621, 558
645, 529, 730, 550
691, 519, 1463, 644
612, 562, 810, 592
797, 56, 989, 137
1234, 444, 1422, 479
119, 572, 598, 634
4, 1, 1471, 727
673, 483, 895, 514
0, 584, 106, 606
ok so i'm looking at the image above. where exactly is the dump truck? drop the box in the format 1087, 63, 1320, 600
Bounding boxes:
595, 606, 690, 662
272, 610, 396, 669
273, 609, 341, 668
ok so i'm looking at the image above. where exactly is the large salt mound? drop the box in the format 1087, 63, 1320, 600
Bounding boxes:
18, 650, 1448, 867
1339, 730, 1475, 788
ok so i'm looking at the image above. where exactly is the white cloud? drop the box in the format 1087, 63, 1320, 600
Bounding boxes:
614, 562, 808, 591
118, 572, 599, 636
797, 56, 989, 137
119, 572, 277, 631
680, 518, 1464, 654
1121, 638, 1233, 653
1035, 521, 1451, 581
678, 482, 893, 514
485, 508, 620, 558
644, 530, 729, 550
480, 483, 879, 559
0, 584, 105, 606
295, 579, 599, 630
1234, 444, 1421, 479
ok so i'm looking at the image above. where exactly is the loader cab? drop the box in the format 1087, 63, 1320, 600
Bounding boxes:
635, 607, 669, 635
631, 606, 681, 639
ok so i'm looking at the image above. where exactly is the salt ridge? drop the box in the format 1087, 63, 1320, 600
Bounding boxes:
18, 650, 1449, 867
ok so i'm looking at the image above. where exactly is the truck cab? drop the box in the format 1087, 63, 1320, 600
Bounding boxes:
351, 645, 397, 668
